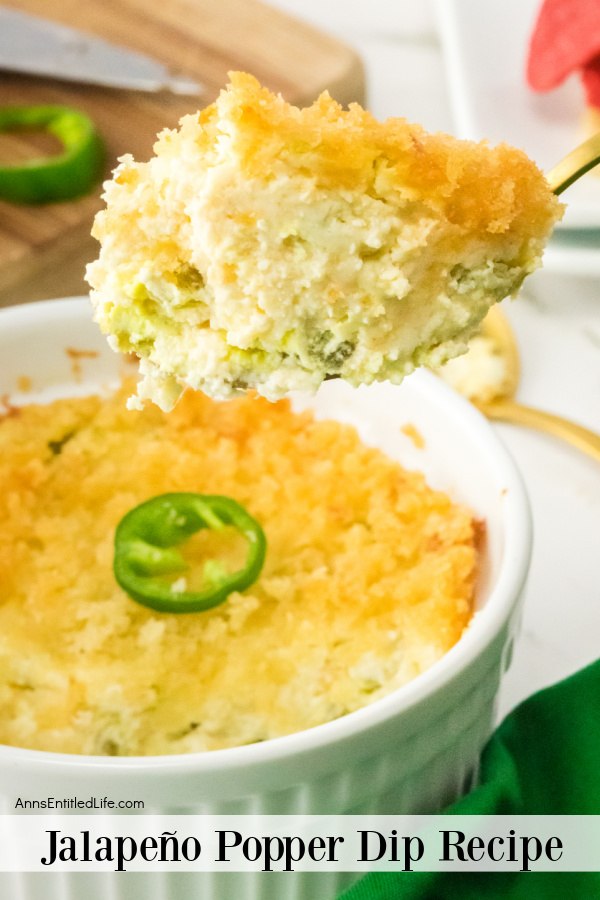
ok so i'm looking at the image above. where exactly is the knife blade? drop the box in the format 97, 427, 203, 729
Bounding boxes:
0, 7, 204, 96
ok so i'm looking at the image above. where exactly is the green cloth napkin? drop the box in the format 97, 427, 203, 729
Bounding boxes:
341, 658, 600, 899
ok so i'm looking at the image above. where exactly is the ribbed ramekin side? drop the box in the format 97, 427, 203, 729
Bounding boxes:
1, 595, 520, 900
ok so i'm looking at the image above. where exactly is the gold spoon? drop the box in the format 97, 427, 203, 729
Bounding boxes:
475, 134, 600, 460
546, 130, 600, 194
437, 305, 600, 464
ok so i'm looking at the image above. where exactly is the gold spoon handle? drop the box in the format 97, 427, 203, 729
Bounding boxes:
547, 131, 600, 195
478, 399, 600, 464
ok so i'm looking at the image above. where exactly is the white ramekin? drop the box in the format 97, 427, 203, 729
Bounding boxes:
0, 298, 532, 900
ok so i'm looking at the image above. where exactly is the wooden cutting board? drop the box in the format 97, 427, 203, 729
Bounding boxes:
0, 0, 364, 307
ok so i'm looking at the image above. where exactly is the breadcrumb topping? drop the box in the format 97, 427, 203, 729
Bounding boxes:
0, 384, 477, 755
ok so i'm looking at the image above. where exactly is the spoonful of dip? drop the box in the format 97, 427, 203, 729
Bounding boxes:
87, 72, 565, 409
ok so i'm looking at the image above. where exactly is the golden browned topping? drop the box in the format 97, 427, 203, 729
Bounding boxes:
200, 73, 559, 235
0, 384, 477, 755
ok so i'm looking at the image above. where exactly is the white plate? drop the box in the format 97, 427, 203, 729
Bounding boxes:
437, 0, 600, 231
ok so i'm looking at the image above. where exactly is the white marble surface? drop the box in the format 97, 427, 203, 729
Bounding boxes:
272, 0, 600, 719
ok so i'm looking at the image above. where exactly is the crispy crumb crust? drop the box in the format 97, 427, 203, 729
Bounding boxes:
151, 72, 561, 235
0, 384, 477, 755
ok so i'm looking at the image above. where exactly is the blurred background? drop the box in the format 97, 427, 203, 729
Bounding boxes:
0, 0, 598, 719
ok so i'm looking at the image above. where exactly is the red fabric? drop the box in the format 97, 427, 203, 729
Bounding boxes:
582, 55, 600, 107
527, 0, 600, 90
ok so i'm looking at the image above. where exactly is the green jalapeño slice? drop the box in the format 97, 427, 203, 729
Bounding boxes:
0, 105, 104, 203
114, 493, 266, 613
